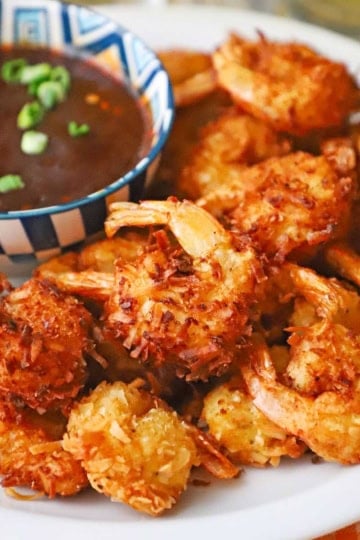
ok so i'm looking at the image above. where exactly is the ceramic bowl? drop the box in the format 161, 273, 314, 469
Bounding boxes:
0, 0, 174, 276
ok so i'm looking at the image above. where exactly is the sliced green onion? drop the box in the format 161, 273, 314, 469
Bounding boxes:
37, 80, 65, 109
17, 101, 44, 130
1, 58, 27, 83
21, 130, 48, 155
20, 63, 52, 85
27, 79, 42, 97
68, 121, 90, 137
50, 66, 71, 93
0, 174, 25, 193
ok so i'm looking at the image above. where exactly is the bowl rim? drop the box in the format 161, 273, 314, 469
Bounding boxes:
0, 0, 175, 220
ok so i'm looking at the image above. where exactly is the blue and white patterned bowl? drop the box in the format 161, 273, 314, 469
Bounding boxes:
0, 0, 174, 276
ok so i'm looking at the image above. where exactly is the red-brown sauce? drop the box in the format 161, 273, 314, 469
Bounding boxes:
0, 47, 151, 212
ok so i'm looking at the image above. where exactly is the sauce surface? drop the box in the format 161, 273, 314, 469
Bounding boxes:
0, 47, 151, 212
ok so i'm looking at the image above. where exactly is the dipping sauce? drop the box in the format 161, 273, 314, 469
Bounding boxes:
0, 47, 151, 212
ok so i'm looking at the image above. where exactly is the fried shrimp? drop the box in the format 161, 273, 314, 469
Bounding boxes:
178, 108, 292, 199
157, 49, 216, 107
212, 32, 358, 135
242, 331, 360, 464
104, 198, 261, 380
288, 263, 360, 333
62, 380, 199, 516
34, 233, 151, 304
201, 374, 305, 467
0, 398, 87, 497
36, 233, 148, 284
198, 148, 354, 261
0, 279, 93, 412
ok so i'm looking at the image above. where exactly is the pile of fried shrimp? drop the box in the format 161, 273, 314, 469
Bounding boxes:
2, 31, 360, 517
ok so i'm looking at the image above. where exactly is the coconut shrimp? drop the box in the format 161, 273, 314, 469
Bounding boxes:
242, 327, 360, 464
153, 84, 233, 200
0, 398, 87, 497
255, 262, 360, 337
157, 49, 217, 107
178, 107, 292, 200
63, 380, 237, 516
0, 279, 94, 413
213, 32, 358, 135
198, 147, 355, 262
35, 232, 151, 304
201, 372, 305, 467
288, 263, 360, 333
103, 198, 261, 381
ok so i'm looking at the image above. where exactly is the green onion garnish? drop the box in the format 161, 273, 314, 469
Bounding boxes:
68, 121, 90, 137
1, 58, 27, 83
50, 65, 71, 93
17, 101, 44, 130
27, 79, 43, 97
37, 80, 65, 109
0, 174, 25, 193
20, 62, 52, 85
21, 130, 48, 155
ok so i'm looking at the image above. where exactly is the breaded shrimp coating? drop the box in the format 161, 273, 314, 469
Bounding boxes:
0, 399, 87, 497
0, 279, 93, 412
34, 234, 149, 304
242, 333, 360, 464
198, 149, 354, 261
78, 233, 148, 273
202, 375, 305, 467
252, 265, 296, 343
287, 321, 360, 396
179, 108, 292, 199
104, 199, 262, 380
288, 263, 360, 333
213, 33, 358, 135
35, 233, 148, 296
63, 381, 200, 516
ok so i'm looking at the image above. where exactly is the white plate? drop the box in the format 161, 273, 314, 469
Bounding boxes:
4, 4, 360, 540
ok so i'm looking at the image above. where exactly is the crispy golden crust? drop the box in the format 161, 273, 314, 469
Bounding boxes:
35, 234, 148, 293
0, 279, 93, 412
288, 263, 360, 333
63, 381, 200, 516
179, 108, 292, 199
202, 376, 305, 467
153, 89, 232, 199
287, 321, 360, 395
198, 149, 354, 262
251, 265, 295, 344
0, 399, 87, 497
78, 233, 148, 272
213, 33, 358, 135
34, 252, 80, 280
